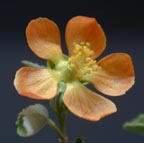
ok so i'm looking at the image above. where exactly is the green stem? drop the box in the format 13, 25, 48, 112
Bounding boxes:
47, 118, 68, 143
49, 81, 68, 143
57, 110, 66, 133
57, 116, 67, 143
56, 95, 68, 143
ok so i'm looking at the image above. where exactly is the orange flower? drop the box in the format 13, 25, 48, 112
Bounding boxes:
14, 16, 135, 121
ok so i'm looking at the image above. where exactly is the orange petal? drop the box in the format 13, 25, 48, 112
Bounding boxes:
26, 18, 64, 63
90, 53, 135, 96
14, 67, 60, 100
65, 16, 106, 59
63, 82, 117, 121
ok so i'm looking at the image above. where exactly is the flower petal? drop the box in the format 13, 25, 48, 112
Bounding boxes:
90, 53, 135, 96
63, 81, 116, 121
14, 67, 60, 100
65, 16, 106, 59
26, 18, 64, 63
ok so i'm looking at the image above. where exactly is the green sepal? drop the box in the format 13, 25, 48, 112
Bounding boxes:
50, 81, 67, 112
123, 114, 144, 135
63, 54, 68, 60
55, 81, 68, 112
16, 104, 49, 137
73, 138, 86, 143
57, 81, 67, 95
47, 60, 55, 69
22, 60, 46, 68
81, 80, 89, 85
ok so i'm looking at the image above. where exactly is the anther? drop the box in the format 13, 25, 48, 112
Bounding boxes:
68, 42, 101, 80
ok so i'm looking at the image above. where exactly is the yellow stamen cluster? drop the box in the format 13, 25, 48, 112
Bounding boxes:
68, 42, 101, 80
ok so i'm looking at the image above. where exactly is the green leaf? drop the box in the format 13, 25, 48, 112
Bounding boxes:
22, 60, 46, 68
123, 114, 144, 135
16, 104, 49, 137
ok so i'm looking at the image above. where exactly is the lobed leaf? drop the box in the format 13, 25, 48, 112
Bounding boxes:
16, 104, 49, 137
123, 114, 144, 135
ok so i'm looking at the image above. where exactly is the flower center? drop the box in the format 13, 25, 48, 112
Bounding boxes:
56, 60, 76, 82
68, 42, 101, 81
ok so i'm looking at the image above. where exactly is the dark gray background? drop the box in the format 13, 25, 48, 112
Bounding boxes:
0, 0, 144, 142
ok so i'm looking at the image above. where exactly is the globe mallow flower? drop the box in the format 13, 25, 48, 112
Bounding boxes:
14, 16, 135, 121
